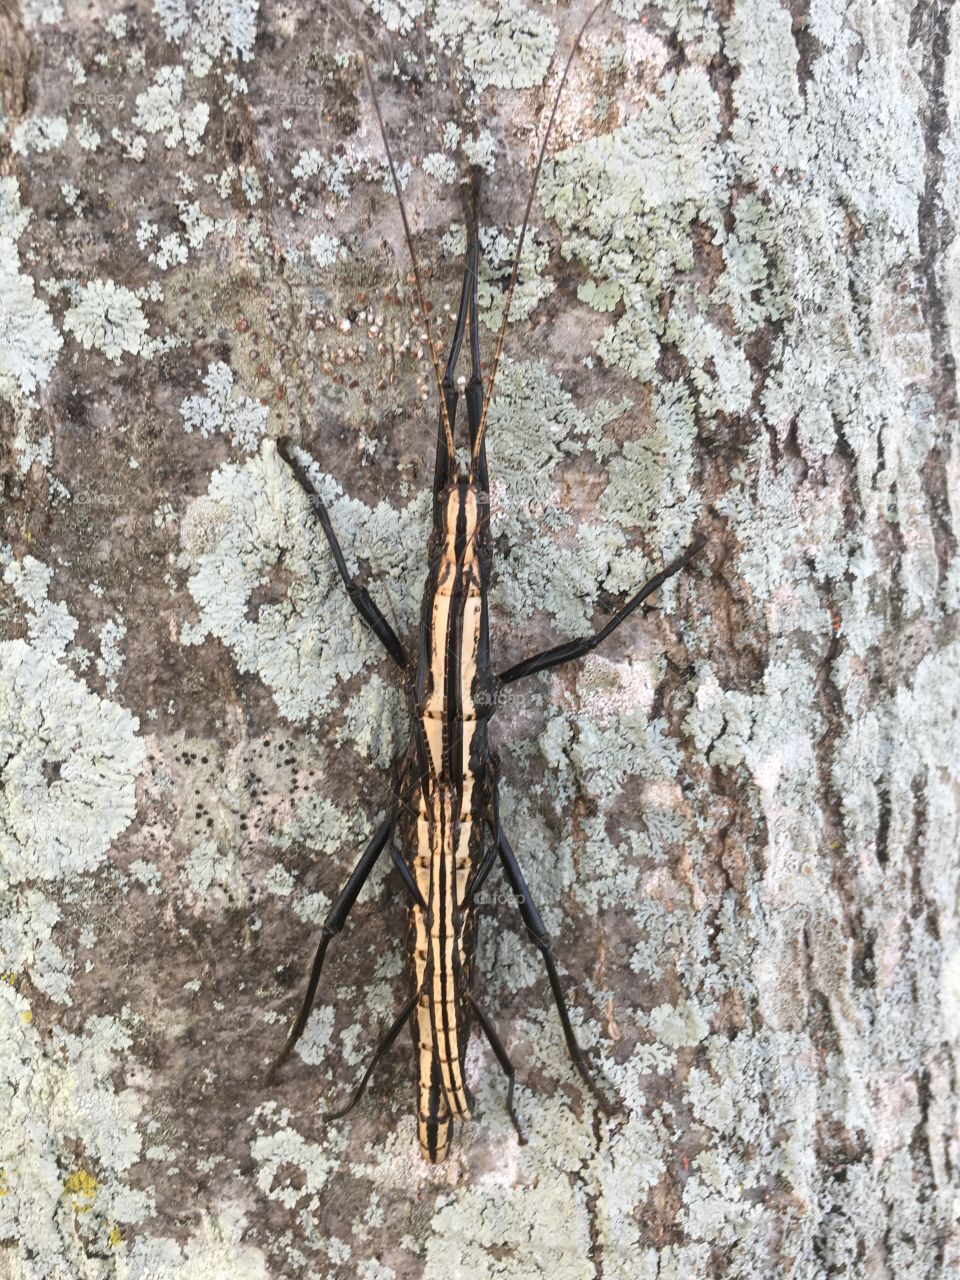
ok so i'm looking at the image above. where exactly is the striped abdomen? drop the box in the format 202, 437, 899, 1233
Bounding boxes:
410, 785, 478, 1161
407, 481, 492, 1161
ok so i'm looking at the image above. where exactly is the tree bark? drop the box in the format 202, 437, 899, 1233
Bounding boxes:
1, 1, 958, 1277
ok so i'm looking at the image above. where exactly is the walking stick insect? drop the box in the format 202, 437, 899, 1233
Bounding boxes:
264, 1, 704, 1163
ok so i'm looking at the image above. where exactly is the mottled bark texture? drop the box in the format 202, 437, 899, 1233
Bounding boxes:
1, 0, 958, 1277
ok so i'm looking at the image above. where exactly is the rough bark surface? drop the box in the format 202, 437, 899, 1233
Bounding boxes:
1, 1, 958, 1277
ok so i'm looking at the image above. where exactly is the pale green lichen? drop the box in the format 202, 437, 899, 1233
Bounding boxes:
0, 889, 72, 1005
539, 65, 730, 400
0, 994, 153, 1276
478, 357, 688, 638
62, 279, 150, 363
249, 1106, 344, 1212
272, 791, 357, 856
74, 117, 101, 152
18, 0, 63, 25
128, 859, 162, 895
833, 641, 960, 869
153, 0, 260, 66
180, 361, 270, 452
95, 618, 126, 693
122, 1214, 271, 1279
1, 555, 144, 887
142, 200, 228, 270
646, 996, 709, 1047
430, 0, 558, 92
182, 838, 248, 905
0, 178, 63, 404
309, 231, 344, 267
421, 152, 458, 186
10, 116, 68, 156
131, 66, 210, 155
337, 673, 404, 769
363, 0, 426, 37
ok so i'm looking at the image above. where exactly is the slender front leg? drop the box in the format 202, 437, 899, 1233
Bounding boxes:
498, 534, 705, 687
497, 828, 618, 1114
277, 437, 407, 668
463, 173, 488, 494
434, 234, 475, 499
264, 812, 394, 1084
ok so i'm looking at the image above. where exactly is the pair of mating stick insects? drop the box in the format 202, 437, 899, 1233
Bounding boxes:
263, 3, 704, 1162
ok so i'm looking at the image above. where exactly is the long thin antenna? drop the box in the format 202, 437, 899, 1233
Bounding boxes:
469, 0, 608, 477
362, 53, 458, 467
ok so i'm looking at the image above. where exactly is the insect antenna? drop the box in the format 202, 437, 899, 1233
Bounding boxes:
469, 0, 608, 478
361, 54, 458, 468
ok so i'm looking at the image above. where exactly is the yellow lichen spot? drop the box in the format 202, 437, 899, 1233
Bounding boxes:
0, 1168, 10, 1197
0, 972, 17, 985
64, 1169, 98, 1213
20, 1009, 32, 1023
108, 1225, 122, 1247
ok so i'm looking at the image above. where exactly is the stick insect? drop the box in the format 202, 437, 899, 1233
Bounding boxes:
264, 2, 704, 1163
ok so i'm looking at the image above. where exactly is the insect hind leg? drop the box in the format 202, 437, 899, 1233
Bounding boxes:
263, 811, 393, 1085
467, 992, 526, 1145
320, 989, 420, 1121
496, 827, 620, 1116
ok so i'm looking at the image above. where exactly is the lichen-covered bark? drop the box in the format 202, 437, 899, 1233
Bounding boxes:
1, 1, 958, 1276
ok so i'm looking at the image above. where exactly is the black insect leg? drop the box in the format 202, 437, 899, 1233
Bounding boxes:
470, 841, 499, 904
263, 812, 393, 1085
390, 841, 427, 911
466, 992, 525, 1144
463, 173, 488, 494
497, 534, 706, 687
276, 437, 407, 668
320, 989, 421, 1120
434, 231, 475, 499
467, 780, 501, 905
497, 828, 618, 1115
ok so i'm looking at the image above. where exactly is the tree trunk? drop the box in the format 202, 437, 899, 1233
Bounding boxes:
1, 1, 957, 1277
